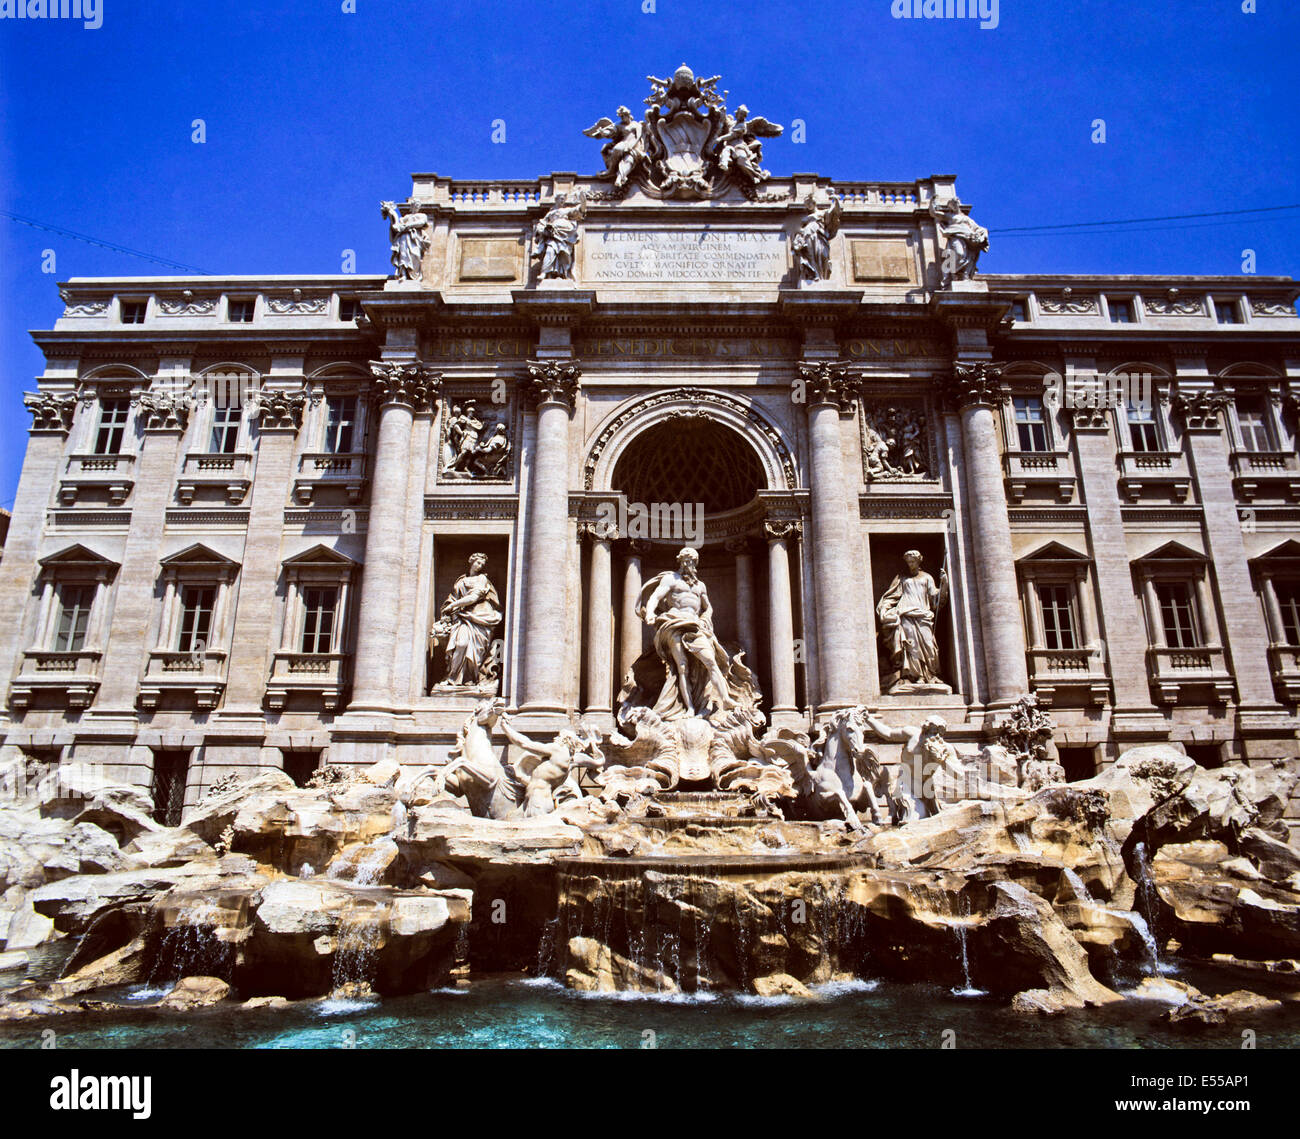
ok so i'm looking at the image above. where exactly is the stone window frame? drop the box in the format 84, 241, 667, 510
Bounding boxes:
154, 544, 240, 660
998, 375, 1062, 456
1132, 545, 1222, 654
1249, 540, 1300, 702
1108, 371, 1175, 454
278, 546, 358, 658
1223, 382, 1286, 455
304, 372, 371, 455
192, 365, 259, 458
29, 545, 118, 658
1101, 295, 1141, 325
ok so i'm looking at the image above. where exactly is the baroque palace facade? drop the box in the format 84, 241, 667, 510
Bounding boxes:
2, 68, 1298, 828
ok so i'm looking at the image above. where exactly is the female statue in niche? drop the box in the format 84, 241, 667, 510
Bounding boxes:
431, 553, 503, 689
877, 549, 951, 694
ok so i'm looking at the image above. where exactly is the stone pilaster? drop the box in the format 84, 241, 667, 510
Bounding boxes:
940, 362, 1029, 705
799, 361, 862, 712
519, 361, 580, 713
348, 361, 440, 711
1172, 377, 1279, 711
1065, 360, 1156, 715
0, 392, 78, 713
727, 537, 758, 676
95, 380, 192, 710
222, 382, 308, 710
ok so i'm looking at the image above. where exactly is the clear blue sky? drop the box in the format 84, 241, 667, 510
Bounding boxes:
2, 0, 1297, 503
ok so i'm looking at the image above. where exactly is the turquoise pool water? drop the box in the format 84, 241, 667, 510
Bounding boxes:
3, 970, 1297, 1049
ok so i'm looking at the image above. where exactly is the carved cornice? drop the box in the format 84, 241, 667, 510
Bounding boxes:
24, 391, 77, 434
941, 362, 1008, 410
524, 360, 581, 411
798, 360, 858, 414
367, 361, 441, 413
1171, 389, 1230, 432
134, 390, 192, 432
248, 387, 308, 431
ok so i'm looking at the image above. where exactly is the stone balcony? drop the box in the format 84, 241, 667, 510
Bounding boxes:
264, 652, 350, 710
9, 650, 102, 710
1147, 645, 1234, 705
138, 649, 227, 710
1026, 647, 1110, 706
292, 452, 368, 505
1116, 450, 1191, 502
1229, 450, 1300, 502
1002, 450, 1076, 504
176, 452, 253, 506
57, 453, 135, 506
1268, 645, 1300, 703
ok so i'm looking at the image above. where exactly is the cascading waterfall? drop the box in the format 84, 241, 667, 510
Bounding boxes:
329, 900, 384, 996
1129, 840, 1171, 975
149, 899, 232, 987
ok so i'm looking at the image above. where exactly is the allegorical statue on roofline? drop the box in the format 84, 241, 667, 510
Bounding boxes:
584, 64, 783, 200
381, 200, 431, 283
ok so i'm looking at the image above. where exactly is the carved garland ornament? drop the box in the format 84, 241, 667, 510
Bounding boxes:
583, 387, 796, 491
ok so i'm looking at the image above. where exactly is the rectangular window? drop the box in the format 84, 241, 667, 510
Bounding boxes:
1107, 297, 1135, 324
300, 587, 338, 654
324, 396, 357, 454
53, 584, 94, 652
228, 299, 256, 323
1214, 297, 1241, 324
210, 403, 242, 454
120, 301, 147, 324
1155, 581, 1201, 649
1236, 399, 1272, 452
177, 585, 216, 653
94, 399, 130, 455
1126, 401, 1160, 452
1038, 584, 1078, 651
339, 299, 363, 322
1008, 298, 1027, 322
1014, 396, 1050, 452
1276, 580, 1300, 646
151, 750, 190, 827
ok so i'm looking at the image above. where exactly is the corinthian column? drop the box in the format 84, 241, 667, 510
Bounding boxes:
520, 361, 580, 713
800, 361, 862, 711
619, 541, 647, 686
943, 362, 1028, 704
349, 361, 439, 711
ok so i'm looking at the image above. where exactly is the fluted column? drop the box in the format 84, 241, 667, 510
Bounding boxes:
766, 522, 799, 713
520, 361, 580, 713
583, 525, 613, 714
349, 362, 439, 711
800, 362, 862, 710
943, 363, 1029, 704
619, 541, 646, 684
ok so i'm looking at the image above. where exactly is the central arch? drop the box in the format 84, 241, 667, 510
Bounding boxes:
612, 416, 766, 514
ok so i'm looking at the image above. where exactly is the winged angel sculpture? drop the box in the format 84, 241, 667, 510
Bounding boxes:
584, 65, 783, 199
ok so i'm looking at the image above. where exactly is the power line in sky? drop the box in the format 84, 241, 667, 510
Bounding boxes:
1, 210, 213, 275
994, 204, 1300, 236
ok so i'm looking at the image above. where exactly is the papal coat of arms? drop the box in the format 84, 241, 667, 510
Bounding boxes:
583, 64, 783, 200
